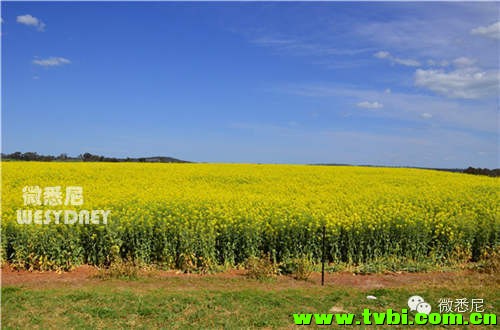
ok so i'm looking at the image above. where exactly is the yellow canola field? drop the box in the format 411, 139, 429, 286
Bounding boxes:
1, 162, 498, 270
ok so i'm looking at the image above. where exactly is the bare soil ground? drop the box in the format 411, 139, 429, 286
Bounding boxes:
3, 264, 498, 291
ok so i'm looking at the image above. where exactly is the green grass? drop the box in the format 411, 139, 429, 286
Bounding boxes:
2, 273, 499, 329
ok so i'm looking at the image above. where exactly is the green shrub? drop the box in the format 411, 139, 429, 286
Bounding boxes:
280, 257, 315, 280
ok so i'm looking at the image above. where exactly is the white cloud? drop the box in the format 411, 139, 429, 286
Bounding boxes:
427, 59, 449, 67
356, 101, 383, 109
415, 67, 499, 99
453, 57, 476, 67
16, 14, 45, 31
384, 88, 391, 94
32, 57, 71, 67
374, 51, 390, 59
394, 58, 421, 67
470, 21, 500, 39
420, 113, 433, 119
374, 51, 421, 67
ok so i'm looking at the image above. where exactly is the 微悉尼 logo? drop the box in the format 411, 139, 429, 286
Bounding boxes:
16, 185, 111, 225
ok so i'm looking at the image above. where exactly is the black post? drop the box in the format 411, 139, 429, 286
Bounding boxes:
321, 224, 326, 286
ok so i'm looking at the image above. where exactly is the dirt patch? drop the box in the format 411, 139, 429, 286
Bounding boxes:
2, 264, 498, 291
1, 264, 98, 287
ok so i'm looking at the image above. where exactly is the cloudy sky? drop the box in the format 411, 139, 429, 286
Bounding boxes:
2, 2, 499, 167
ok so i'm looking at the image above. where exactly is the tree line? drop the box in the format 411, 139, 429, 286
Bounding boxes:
463, 167, 500, 177
2, 152, 498, 176
1, 152, 189, 163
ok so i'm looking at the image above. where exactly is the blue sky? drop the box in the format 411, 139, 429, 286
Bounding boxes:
2, 1, 499, 167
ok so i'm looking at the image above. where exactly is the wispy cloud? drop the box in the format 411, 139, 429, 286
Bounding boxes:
452, 56, 476, 67
356, 101, 383, 109
251, 36, 373, 57
427, 59, 449, 67
33, 57, 71, 67
470, 21, 500, 40
374, 51, 421, 67
393, 58, 421, 67
251, 37, 295, 46
16, 14, 45, 31
355, 3, 498, 67
273, 83, 497, 134
356, 18, 460, 59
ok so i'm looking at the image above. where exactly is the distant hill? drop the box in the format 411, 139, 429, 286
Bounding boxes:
138, 156, 190, 163
1, 152, 190, 163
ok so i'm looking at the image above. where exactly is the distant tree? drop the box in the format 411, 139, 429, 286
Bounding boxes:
57, 153, 68, 160
81, 153, 92, 161
23, 152, 39, 161
11, 152, 23, 160
463, 167, 500, 177
2, 151, 188, 163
